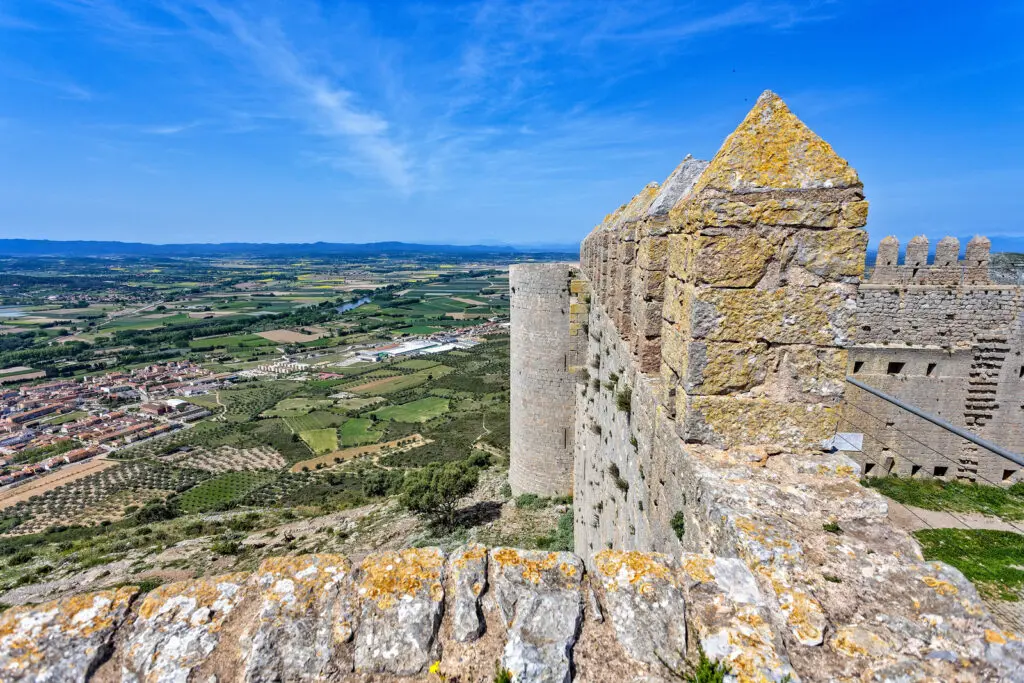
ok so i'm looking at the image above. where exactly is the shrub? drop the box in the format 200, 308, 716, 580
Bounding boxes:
616, 388, 632, 413
823, 521, 842, 534
671, 512, 686, 541
494, 661, 513, 683
400, 461, 479, 529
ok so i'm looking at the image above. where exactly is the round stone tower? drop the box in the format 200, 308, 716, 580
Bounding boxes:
508, 263, 577, 497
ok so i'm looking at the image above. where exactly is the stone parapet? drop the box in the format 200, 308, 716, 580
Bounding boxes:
870, 234, 991, 285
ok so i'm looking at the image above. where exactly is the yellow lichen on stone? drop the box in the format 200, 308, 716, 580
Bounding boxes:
359, 547, 445, 609
686, 395, 838, 451
921, 576, 959, 597
692, 233, 772, 287
832, 626, 890, 658
680, 555, 716, 583
254, 554, 350, 618
695, 90, 861, 194
138, 572, 249, 622
492, 548, 559, 584
451, 543, 487, 570
0, 586, 136, 673
593, 550, 673, 593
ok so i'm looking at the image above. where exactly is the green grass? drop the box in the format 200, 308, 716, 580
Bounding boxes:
299, 428, 339, 454
394, 325, 442, 335
914, 528, 1024, 601
41, 410, 88, 426
334, 396, 383, 411
863, 477, 1024, 521
339, 418, 383, 446
372, 397, 450, 422
178, 471, 276, 513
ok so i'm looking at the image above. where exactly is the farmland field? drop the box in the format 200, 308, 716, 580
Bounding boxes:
285, 410, 347, 432
299, 428, 339, 454
178, 471, 277, 513
339, 418, 383, 446
264, 398, 335, 417
372, 397, 450, 422
188, 334, 272, 350
393, 358, 441, 370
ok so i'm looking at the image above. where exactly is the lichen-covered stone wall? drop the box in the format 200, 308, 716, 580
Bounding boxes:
5, 541, 1022, 683
580, 91, 867, 452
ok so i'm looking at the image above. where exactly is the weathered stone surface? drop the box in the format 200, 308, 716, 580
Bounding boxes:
491, 547, 584, 683
354, 547, 445, 676
591, 550, 686, 669
789, 227, 867, 282
675, 196, 869, 230
0, 586, 136, 683
692, 232, 773, 287
239, 554, 354, 682
690, 285, 856, 346
693, 90, 861, 194
684, 341, 768, 395
680, 394, 837, 450
680, 554, 797, 682
122, 573, 249, 683
646, 155, 709, 217
449, 543, 488, 643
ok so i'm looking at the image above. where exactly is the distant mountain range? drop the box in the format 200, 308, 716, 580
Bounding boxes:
0, 239, 580, 258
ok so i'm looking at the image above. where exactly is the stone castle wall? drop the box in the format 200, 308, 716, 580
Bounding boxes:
511, 91, 1024, 679
508, 263, 581, 496
845, 234, 1024, 485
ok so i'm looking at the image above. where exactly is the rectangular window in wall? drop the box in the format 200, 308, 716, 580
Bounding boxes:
887, 361, 905, 375
853, 361, 864, 374
926, 363, 937, 377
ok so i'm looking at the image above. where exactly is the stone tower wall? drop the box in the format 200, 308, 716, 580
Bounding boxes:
508, 262, 580, 496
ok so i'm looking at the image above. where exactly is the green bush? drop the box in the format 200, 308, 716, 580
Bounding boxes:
671, 512, 686, 541
400, 460, 479, 528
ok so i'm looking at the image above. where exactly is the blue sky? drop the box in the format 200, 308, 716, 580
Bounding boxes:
1, 1, 1022, 247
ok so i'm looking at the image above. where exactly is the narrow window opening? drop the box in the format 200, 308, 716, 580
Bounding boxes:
864, 462, 876, 474
1019, 365, 1024, 379
933, 466, 948, 477
911, 465, 922, 477
926, 363, 937, 377
887, 361, 905, 375
853, 361, 864, 374
1003, 469, 1017, 482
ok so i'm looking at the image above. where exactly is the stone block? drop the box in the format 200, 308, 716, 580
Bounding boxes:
123, 573, 251, 683
449, 544, 488, 643
666, 233, 693, 281
678, 395, 838, 450
0, 586, 137, 682
763, 345, 846, 403
635, 335, 663, 374
685, 341, 769, 395
659, 324, 689, 378
788, 228, 867, 281
570, 279, 589, 294
241, 554, 355, 682
674, 196, 869, 231
636, 236, 668, 271
355, 548, 445, 676
632, 298, 663, 337
591, 550, 687, 669
692, 232, 773, 287
635, 267, 666, 301
691, 285, 855, 346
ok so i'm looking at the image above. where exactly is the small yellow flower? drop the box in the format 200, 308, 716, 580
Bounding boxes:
429, 661, 446, 680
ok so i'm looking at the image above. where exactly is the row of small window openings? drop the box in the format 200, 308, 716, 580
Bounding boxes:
863, 462, 1018, 481
852, 360, 937, 376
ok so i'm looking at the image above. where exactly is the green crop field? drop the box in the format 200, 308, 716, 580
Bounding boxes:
177, 471, 277, 513
393, 359, 440, 370
339, 418, 383, 446
299, 428, 339, 454
334, 396, 384, 411
263, 398, 335, 417
285, 410, 347, 432
372, 397, 450, 422
189, 334, 272, 350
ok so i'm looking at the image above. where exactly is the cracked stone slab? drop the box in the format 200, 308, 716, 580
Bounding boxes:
240, 554, 354, 682
122, 572, 250, 683
680, 554, 798, 683
491, 547, 583, 683
449, 543, 488, 643
591, 550, 686, 670
354, 547, 445, 676
0, 586, 136, 683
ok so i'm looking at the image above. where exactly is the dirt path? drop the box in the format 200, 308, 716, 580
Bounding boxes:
0, 457, 119, 510
886, 500, 1024, 534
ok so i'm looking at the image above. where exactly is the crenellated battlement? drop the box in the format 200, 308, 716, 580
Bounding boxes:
870, 234, 991, 285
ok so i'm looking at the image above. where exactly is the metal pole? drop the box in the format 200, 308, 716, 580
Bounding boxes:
845, 376, 1024, 469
